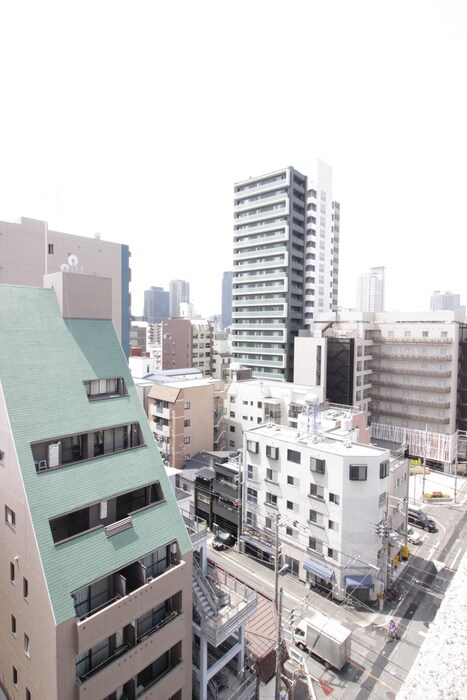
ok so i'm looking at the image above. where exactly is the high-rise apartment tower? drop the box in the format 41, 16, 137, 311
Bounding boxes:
144, 285, 169, 324
357, 266, 385, 312
221, 271, 233, 328
232, 161, 339, 381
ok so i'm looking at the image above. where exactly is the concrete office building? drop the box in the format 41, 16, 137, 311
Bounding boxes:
161, 317, 213, 376
0, 274, 192, 700
294, 311, 467, 470
0, 215, 131, 356
221, 271, 233, 328
169, 280, 190, 318
144, 286, 170, 324
240, 407, 409, 602
430, 290, 465, 316
357, 266, 385, 312
231, 160, 339, 382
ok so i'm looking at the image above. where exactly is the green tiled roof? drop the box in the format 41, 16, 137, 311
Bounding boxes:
0, 285, 191, 625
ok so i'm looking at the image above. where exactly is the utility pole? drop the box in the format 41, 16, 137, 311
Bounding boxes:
275, 587, 283, 700
274, 513, 281, 611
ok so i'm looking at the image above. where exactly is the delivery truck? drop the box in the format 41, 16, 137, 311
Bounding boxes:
294, 612, 351, 671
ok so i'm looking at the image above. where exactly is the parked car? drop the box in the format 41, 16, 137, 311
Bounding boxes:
407, 527, 422, 544
408, 507, 437, 532
212, 531, 236, 551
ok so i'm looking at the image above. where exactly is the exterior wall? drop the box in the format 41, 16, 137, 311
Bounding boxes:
144, 287, 169, 324
0, 390, 59, 700
221, 271, 233, 328
241, 424, 392, 600
161, 319, 192, 370
293, 335, 326, 388
44, 271, 112, 320
169, 280, 190, 318
0, 216, 129, 354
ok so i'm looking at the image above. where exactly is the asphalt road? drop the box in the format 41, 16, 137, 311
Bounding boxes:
208, 489, 467, 699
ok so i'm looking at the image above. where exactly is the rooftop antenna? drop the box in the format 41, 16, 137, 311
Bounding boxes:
304, 392, 321, 440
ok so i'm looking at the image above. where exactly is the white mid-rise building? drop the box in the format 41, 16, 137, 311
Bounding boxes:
357, 266, 385, 312
240, 406, 409, 603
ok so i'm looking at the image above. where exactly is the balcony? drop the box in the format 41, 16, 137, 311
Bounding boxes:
370, 378, 451, 392
370, 406, 450, 424
374, 337, 453, 345
233, 255, 288, 271
182, 511, 208, 547
372, 351, 452, 362
192, 560, 257, 647
151, 421, 170, 438
370, 394, 451, 409
151, 404, 171, 420
368, 365, 452, 378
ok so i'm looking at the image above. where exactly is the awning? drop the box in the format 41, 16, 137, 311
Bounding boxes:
303, 559, 334, 581
346, 574, 374, 589
240, 534, 275, 557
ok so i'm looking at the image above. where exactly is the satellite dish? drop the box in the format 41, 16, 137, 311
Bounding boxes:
68, 254, 79, 267
60, 263, 70, 273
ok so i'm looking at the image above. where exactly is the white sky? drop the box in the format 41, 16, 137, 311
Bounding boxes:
1, 0, 466, 317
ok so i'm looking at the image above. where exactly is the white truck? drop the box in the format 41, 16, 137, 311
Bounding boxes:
294, 612, 351, 671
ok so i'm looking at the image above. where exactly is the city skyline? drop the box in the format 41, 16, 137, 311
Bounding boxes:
0, 1, 466, 318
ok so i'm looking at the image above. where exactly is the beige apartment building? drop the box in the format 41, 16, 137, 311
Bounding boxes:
0, 273, 192, 700
161, 318, 213, 376
0, 215, 131, 355
148, 378, 226, 468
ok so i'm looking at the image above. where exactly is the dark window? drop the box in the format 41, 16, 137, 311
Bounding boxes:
287, 475, 294, 486
5, 505, 16, 529
310, 457, 325, 474
266, 445, 279, 459
13, 667, 18, 685
230, 426, 235, 432
329, 492, 340, 505
23, 577, 29, 599
184, 419, 191, 427
10, 561, 15, 582
349, 464, 367, 481
287, 449, 301, 464
309, 509, 317, 523
379, 460, 389, 479
266, 492, 278, 506
48, 244, 54, 254
11, 615, 16, 634
184, 402, 191, 410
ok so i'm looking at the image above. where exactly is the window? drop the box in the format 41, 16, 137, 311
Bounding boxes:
285, 526, 295, 537
310, 457, 325, 474
11, 615, 16, 635
257, 401, 263, 408
230, 426, 235, 432
285, 555, 299, 578
5, 506, 16, 529
441, 331, 448, 338
0, 449, 4, 465
230, 396, 236, 403
266, 492, 278, 507
24, 634, 30, 657
246, 440, 258, 453
286, 500, 295, 511
349, 464, 367, 481
328, 520, 339, 532
230, 411, 235, 418
327, 547, 338, 560
26, 690, 31, 700
266, 468, 274, 481
287, 449, 301, 464
422, 331, 428, 337
287, 475, 294, 486
379, 460, 389, 478
13, 667, 18, 686
309, 484, 324, 499
329, 492, 340, 505
265, 516, 272, 530
229, 440, 235, 447
247, 488, 258, 505
247, 464, 254, 480
266, 445, 279, 459
84, 378, 127, 400
309, 509, 317, 523
10, 561, 15, 583
48, 243, 54, 254
23, 577, 28, 600
183, 437, 190, 445
184, 419, 191, 427
246, 511, 257, 527
379, 491, 387, 507
184, 402, 191, 410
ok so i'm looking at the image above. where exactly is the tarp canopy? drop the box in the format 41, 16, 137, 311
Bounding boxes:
345, 574, 374, 589
304, 559, 333, 581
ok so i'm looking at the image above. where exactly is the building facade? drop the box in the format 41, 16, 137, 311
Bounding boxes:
430, 290, 465, 316
144, 286, 170, 324
231, 160, 339, 382
240, 410, 409, 602
357, 266, 385, 312
161, 318, 213, 376
0, 274, 193, 700
169, 280, 190, 318
148, 377, 226, 468
294, 311, 467, 469
0, 215, 131, 356
221, 271, 233, 329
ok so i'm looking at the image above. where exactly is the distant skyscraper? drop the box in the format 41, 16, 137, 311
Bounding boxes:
169, 279, 190, 317
221, 271, 233, 328
430, 290, 465, 315
357, 266, 385, 312
231, 160, 339, 381
144, 285, 169, 323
